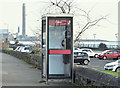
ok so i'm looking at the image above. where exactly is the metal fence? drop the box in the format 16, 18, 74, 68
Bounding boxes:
75, 44, 120, 49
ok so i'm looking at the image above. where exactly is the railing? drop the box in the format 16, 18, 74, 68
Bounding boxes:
75, 44, 120, 49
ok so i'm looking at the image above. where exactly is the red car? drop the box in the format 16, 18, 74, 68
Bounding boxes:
99, 50, 120, 60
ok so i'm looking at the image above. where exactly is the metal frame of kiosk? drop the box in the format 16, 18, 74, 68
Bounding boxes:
41, 14, 74, 82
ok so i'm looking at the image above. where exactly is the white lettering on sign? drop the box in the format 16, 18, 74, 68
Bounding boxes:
49, 20, 71, 26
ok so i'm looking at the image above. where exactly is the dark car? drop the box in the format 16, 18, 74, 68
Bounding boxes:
99, 50, 120, 60
74, 51, 90, 65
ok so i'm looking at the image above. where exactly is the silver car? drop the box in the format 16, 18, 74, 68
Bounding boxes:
104, 60, 120, 72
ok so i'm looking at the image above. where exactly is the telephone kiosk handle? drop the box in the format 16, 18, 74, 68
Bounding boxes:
61, 40, 65, 47
61, 30, 67, 47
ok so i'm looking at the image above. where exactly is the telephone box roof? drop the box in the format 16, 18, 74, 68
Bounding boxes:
42, 13, 73, 18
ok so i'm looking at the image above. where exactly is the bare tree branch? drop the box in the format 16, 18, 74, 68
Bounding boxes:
74, 16, 107, 42
50, 0, 73, 13
33, 0, 109, 49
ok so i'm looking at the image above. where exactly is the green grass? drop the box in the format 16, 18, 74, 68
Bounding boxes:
93, 68, 120, 76
8, 48, 13, 50
71, 83, 82, 88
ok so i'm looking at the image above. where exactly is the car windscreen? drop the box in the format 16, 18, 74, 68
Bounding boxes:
102, 50, 110, 54
82, 50, 92, 53
24, 47, 32, 50
74, 48, 78, 50
74, 52, 88, 56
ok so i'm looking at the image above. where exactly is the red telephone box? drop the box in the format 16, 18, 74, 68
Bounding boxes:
41, 14, 74, 82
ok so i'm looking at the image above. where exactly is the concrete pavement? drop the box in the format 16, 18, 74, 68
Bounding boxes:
1, 53, 73, 87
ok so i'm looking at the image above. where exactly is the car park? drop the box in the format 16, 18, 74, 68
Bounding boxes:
74, 50, 90, 65
104, 60, 120, 72
99, 50, 120, 60
78, 48, 98, 58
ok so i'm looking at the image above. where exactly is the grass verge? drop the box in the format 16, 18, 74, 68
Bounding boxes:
8, 48, 13, 50
93, 68, 120, 76
71, 83, 82, 88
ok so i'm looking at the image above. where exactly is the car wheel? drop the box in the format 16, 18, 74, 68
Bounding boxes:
103, 56, 107, 60
98, 58, 102, 60
83, 60, 89, 65
94, 54, 98, 58
113, 58, 117, 60
115, 67, 120, 73
117, 56, 120, 60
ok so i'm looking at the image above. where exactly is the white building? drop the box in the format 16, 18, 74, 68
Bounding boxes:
0, 29, 8, 40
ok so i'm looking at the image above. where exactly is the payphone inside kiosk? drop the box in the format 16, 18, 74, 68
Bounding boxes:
42, 14, 74, 82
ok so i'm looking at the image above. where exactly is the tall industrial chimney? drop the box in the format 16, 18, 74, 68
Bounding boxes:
18, 26, 20, 33
22, 3, 26, 38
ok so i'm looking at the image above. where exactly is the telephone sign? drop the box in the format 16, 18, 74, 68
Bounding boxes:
49, 20, 71, 26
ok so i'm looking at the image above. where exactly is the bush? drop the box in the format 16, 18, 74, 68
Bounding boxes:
30, 49, 41, 55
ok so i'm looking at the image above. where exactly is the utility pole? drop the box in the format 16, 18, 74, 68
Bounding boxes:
115, 33, 118, 49
93, 34, 96, 48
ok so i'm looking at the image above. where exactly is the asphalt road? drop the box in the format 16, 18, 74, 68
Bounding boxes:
88, 57, 116, 70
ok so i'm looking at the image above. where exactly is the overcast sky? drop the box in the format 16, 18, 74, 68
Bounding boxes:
0, 0, 119, 41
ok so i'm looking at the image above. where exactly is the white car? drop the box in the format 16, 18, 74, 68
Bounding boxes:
15, 46, 32, 53
14, 46, 21, 51
17, 46, 24, 52
79, 48, 98, 58
20, 46, 32, 53
104, 60, 120, 72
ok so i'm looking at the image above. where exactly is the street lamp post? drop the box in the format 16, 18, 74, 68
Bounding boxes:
115, 33, 118, 49
93, 34, 96, 48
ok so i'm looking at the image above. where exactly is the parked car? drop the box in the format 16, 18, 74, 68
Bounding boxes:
17, 46, 24, 52
15, 46, 32, 53
104, 60, 120, 72
14, 46, 21, 51
20, 46, 32, 53
99, 50, 120, 60
74, 50, 90, 65
79, 48, 98, 58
